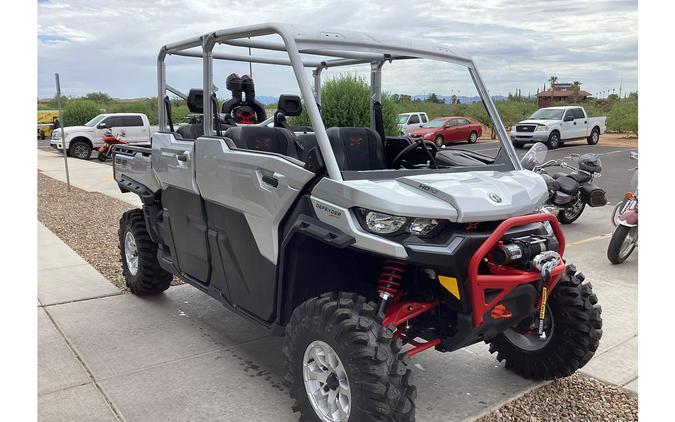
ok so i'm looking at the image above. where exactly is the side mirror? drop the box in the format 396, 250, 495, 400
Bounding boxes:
97, 122, 109, 129
563, 115, 574, 122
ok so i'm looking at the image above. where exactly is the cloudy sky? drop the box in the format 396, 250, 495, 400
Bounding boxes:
38, 0, 638, 100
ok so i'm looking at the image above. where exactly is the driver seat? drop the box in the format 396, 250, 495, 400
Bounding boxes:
326, 127, 387, 171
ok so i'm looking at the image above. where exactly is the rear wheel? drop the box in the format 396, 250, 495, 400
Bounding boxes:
587, 128, 600, 145
69, 140, 92, 160
488, 265, 602, 380
119, 209, 172, 295
547, 132, 560, 149
557, 198, 586, 224
284, 292, 415, 422
607, 225, 637, 264
434, 136, 444, 147
468, 131, 478, 144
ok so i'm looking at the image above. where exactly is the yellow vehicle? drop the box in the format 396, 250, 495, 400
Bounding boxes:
38, 110, 60, 140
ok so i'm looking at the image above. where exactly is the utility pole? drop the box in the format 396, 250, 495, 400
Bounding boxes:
55, 73, 71, 191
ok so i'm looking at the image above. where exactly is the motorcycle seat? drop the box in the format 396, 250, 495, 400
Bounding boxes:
556, 175, 580, 195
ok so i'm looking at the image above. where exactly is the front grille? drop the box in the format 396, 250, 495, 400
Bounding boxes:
516, 125, 535, 133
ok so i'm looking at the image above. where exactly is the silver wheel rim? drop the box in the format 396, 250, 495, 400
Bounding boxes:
503, 307, 554, 351
565, 199, 584, 220
73, 144, 89, 158
550, 134, 559, 147
592, 132, 598, 143
435, 137, 443, 147
470, 133, 477, 143
124, 231, 139, 276
303, 341, 351, 422
619, 227, 637, 258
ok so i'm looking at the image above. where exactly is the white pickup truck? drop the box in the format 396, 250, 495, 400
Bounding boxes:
510, 106, 606, 149
398, 112, 429, 135
51, 113, 158, 160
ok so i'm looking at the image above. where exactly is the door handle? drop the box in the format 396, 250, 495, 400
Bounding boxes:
262, 174, 279, 188
176, 151, 190, 162
573, 122, 577, 125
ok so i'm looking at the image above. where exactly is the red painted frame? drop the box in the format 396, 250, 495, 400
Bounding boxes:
467, 213, 566, 327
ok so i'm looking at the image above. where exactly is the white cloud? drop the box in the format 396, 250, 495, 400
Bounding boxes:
37, 0, 638, 99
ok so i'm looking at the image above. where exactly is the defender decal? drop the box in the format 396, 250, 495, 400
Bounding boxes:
314, 202, 342, 218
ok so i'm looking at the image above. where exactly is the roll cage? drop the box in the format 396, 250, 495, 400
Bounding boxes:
156, 22, 521, 181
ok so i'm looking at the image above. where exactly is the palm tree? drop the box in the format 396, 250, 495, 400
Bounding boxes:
548, 75, 558, 104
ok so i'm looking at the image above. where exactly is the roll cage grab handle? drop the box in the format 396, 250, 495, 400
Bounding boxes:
155, 23, 523, 181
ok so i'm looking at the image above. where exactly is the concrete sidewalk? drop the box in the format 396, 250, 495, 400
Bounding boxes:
37, 149, 140, 207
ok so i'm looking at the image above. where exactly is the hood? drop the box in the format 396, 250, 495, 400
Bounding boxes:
314, 170, 548, 223
63, 125, 95, 133
516, 119, 559, 126
410, 127, 438, 137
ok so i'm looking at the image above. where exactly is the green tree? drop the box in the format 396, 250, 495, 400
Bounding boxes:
426, 93, 444, 104
84, 91, 113, 103
63, 99, 102, 126
548, 75, 558, 103
570, 81, 581, 101
290, 74, 398, 136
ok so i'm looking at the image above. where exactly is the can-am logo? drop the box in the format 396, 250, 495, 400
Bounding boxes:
488, 192, 502, 203
315, 202, 342, 218
416, 183, 439, 195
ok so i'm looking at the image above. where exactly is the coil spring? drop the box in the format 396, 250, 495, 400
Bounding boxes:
377, 259, 406, 298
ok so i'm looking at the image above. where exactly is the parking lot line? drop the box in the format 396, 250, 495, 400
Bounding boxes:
567, 233, 612, 247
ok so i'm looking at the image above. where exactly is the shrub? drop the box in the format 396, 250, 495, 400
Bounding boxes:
62, 99, 102, 126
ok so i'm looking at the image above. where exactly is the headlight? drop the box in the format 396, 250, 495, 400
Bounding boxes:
535, 125, 548, 132
52, 131, 61, 139
357, 209, 443, 237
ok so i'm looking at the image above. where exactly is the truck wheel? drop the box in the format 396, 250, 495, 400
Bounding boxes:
69, 140, 92, 160
547, 132, 560, 149
487, 265, 602, 380
607, 225, 637, 264
435, 136, 445, 147
119, 209, 172, 295
587, 128, 600, 145
513, 141, 526, 149
468, 131, 478, 144
283, 292, 415, 422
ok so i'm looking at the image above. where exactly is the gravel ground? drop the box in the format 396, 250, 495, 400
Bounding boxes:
476, 373, 637, 422
37, 171, 179, 290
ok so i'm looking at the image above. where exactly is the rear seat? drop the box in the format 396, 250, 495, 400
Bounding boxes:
224, 126, 300, 159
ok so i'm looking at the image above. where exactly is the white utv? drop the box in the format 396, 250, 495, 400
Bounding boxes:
112, 24, 602, 422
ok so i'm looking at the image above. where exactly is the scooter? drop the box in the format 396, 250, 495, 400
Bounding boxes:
521, 142, 607, 224
98, 129, 127, 161
607, 151, 638, 264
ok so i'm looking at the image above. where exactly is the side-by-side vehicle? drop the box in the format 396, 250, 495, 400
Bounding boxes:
112, 24, 602, 421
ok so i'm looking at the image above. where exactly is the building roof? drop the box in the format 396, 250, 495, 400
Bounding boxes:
537, 89, 591, 98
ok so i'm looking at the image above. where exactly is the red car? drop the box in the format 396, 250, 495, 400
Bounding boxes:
410, 116, 482, 146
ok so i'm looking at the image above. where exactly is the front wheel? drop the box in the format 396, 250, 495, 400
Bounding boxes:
468, 131, 478, 144
607, 225, 638, 264
434, 136, 444, 147
119, 209, 172, 295
547, 132, 560, 149
487, 265, 602, 380
283, 292, 415, 422
69, 140, 92, 160
557, 199, 586, 224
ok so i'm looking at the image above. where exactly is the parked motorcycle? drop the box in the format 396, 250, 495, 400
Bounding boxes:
607, 151, 638, 264
97, 129, 127, 161
521, 142, 607, 224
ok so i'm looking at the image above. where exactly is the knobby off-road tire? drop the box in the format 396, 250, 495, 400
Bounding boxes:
283, 292, 415, 422
119, 209, 172, 295
487, 265, 602, 380
607, 225, 637, 264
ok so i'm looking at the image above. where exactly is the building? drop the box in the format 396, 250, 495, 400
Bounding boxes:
537, 82, 591, 107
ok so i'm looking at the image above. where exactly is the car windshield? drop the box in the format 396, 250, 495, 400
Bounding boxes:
529, 109, 564, 120
84, 115, 106, 127
421, 118, 446, 128
398, 115, 410, 124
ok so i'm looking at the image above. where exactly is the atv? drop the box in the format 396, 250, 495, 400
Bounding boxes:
113, 24, 602, 422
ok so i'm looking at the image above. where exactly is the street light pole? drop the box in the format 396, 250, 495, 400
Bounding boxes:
55, 73, 71, 191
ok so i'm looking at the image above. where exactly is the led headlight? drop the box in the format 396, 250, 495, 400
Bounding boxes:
357, 209, 443, 237
534, 125, 548, 131
409, 217, 439, 236
364, 211, 407, 234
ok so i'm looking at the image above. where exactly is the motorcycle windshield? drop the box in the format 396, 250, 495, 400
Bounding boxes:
520, 142, 548, 170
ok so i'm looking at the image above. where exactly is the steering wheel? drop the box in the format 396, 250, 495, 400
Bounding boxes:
392, 139, 439, 169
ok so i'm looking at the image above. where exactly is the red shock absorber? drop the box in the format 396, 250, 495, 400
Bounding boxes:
377, 260, 406, 314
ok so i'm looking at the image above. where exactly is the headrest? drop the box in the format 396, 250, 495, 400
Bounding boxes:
277, 95, 302, 117
186, 89, 203, 113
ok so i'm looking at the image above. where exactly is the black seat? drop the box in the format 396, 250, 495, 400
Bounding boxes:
556, 175, 580, 195
176, 123, 204, 140
326, 127, 387, 171
224, 126, 299, 159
